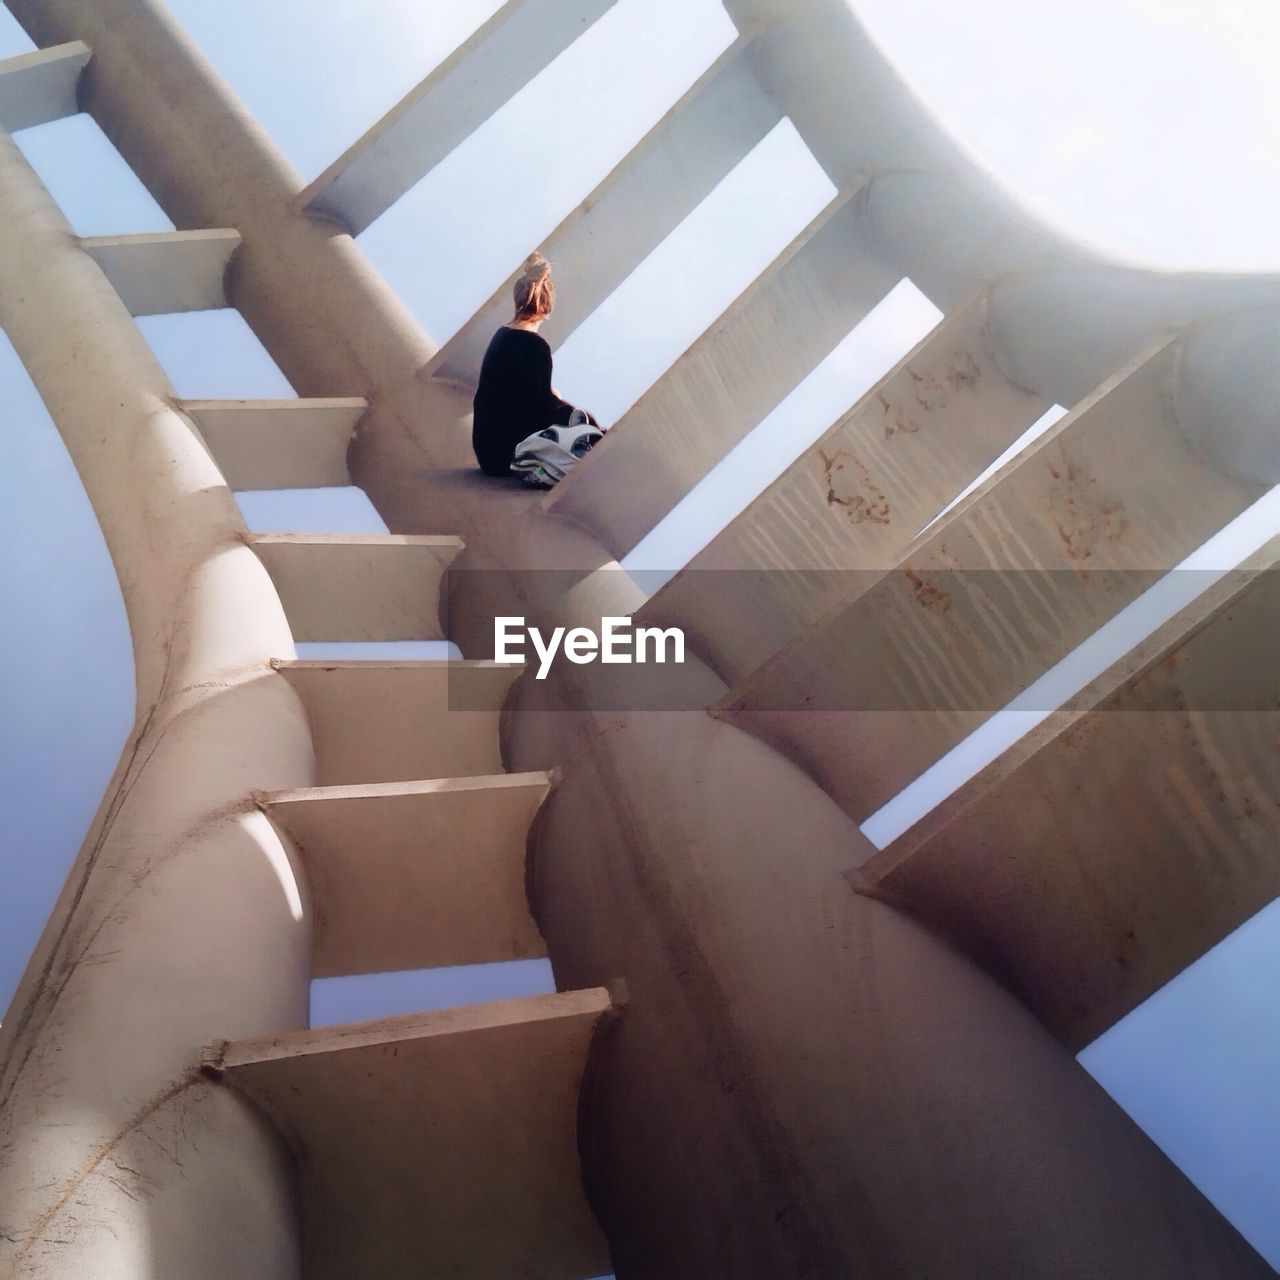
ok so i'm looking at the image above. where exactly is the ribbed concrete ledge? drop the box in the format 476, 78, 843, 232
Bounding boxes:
81, 229, 241, 315
638, 289, 1049, 683
186, 398, 366, 490
275, 659, 523, 785
212, 990, 615, 1280
261, 772, 552, 977
248, 533, 463, 641
719, 335, 1269, 820
0, 42, 89, 132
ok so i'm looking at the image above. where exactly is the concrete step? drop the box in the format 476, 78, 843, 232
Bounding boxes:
545, 175, 897, 558
185, 397, 366, 490
0, 41, 90, 132
261, 771, 552, 978
429, 31, 780, 386
276, 658, 522, 785
636, 288, 1049, 685
81, 229, 241, 315
209, 989, 615, 1280
248, 532, 463, 642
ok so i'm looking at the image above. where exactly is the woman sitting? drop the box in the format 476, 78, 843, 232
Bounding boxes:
472, 253, 599, 479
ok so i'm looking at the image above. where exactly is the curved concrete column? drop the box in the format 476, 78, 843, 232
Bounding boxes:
0, 133, 310, 1278
464, 522, 1274, 1278
517, 707, 1274, 1279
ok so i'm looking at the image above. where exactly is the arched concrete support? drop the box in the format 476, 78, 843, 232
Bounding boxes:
0, 132, 310, 1278
726, 0, 1280, 483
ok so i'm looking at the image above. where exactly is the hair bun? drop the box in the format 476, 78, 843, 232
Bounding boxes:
518, 252, 552, 286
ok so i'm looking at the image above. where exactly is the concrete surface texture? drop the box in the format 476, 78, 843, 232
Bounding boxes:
0, 0, 1276, 1277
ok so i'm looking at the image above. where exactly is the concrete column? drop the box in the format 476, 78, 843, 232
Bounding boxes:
449, 512, 1275, 1279
0, 131, 310, 1278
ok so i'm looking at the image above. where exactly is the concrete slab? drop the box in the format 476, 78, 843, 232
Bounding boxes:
212, 989, 614, 1280
637, 292, 1049, 683
860, 542, 1280, 1050
545, 180, 899, 557
430, 34, 781, 385
262, 772, 552, 977
276, 659, 522, 785
185, 397, 366, 490
0, 42, 89, 133
299, 0, 617, 235
720, 336, 1269, 821
81, 228, 241, 314
248, 532, 463, 641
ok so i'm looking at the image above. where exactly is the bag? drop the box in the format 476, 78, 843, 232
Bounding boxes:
510, 409, 604, 487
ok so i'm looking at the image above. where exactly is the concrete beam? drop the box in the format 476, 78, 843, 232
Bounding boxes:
247, 532, 463, 642
185, 397, 366, 490
81, 228, 240, 315
0, 41, 90, 132
262, 772, 551, 978
719, 335, 1270, 822
212, 989, 614, 1280
299, 0, 617, 235
276, 659, 521, 785
637, 291, 1049, 683
859, 541, 1280, 1050
545, 181, 900, 557
429, 34, 782, 385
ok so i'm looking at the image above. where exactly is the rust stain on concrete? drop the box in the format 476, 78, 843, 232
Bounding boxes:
818, 449, 890, 525
880, 396, 920, 440
902, 568, 952, 615
907, 351, 980, 410
1046, 445, 1129, 562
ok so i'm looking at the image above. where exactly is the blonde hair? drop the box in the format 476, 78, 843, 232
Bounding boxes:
513, 252, 555, 323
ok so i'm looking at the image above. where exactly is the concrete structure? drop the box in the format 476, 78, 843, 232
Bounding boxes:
0, 3, 1275, 1279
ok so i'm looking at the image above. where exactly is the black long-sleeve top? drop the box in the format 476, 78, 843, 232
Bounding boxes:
472, 326, 577, 476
